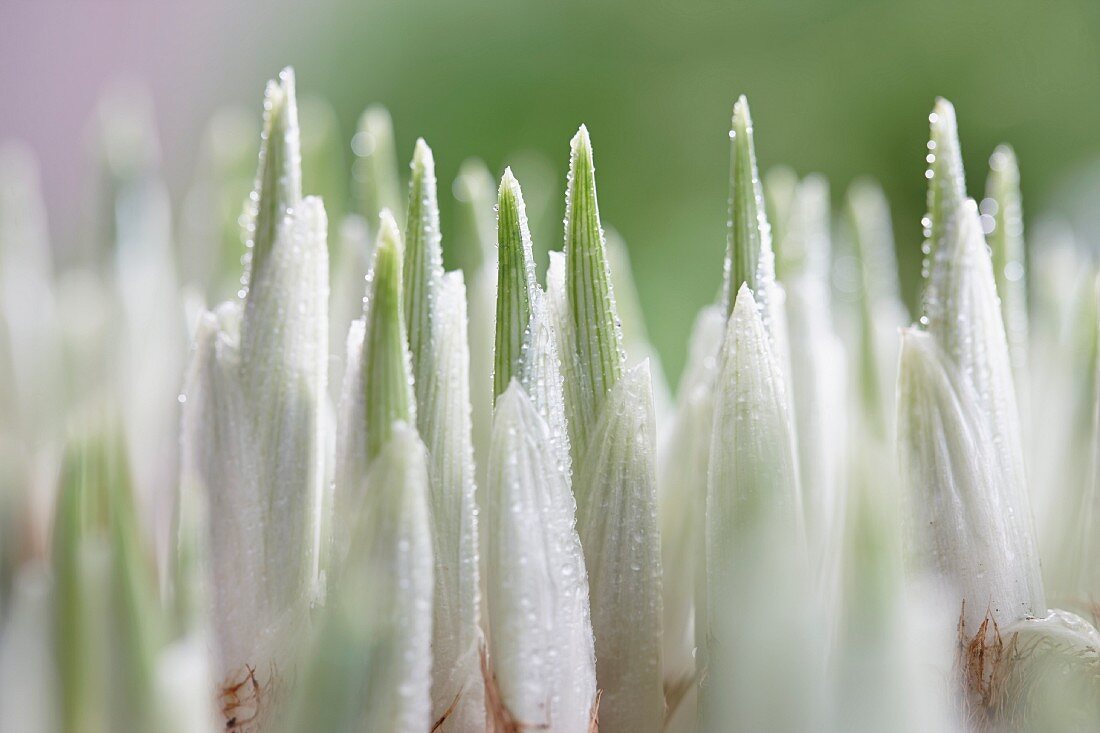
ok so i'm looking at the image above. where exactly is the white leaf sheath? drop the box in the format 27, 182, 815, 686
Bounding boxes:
422, 272, 484, 732
574, 363, 664, 733
486, 383, 596, 733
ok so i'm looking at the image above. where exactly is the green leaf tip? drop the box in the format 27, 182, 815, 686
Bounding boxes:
494, 167, 537, 402
725, 94, 774, 319
248, 66, 303, 283
453, 158, 497, 275
989, 143, 1018, 176
376, 208, 403, 258
764, 165, 799, 261
499, 165, 520, 199
365, 209, 415, 463
412, 136, 434, 173
985, 144, 1029, 385
986, 145, 1025, 292
923, 97, 967, 273
403, 137, 444, 412
564, 123, 624, 430
845, 178, 903, 431
352, 105, 402, 225
776, 173, 830, 280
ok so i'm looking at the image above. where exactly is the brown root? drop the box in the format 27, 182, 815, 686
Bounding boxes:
956, 603, 1020, 730
588, 690, 602, 733
218, 663, 277, 732
430, 689, 463, 733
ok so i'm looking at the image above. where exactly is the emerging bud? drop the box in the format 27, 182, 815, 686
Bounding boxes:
485, 383, 597, 733
180, 68, 328, 728
553, 129, 663, 733
352, 106, 403, 225
561, 125, 624, 457
703, 285, 814, 732
292, 425, 434, 733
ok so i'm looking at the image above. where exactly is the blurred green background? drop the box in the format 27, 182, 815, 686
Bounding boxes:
4, 0, 1100, 380
292, 0, 1100, 380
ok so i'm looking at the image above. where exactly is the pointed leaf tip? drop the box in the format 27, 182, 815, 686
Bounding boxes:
990, 143, 1017, 171
494, 168, 537, 401
353, 106, 402, 224
248, 67, 303, 281
500, 165, 518, 191
725, 94, 773, 321
732, 94, 752, 128
985, 144, 1027, 379
573, 123, 591, 146
377, 209, 401, 249
570, 125, 595, 170
364, 216, 414, 463
924, 96, 967, 276
453, 158, 498, 273
563, 121, 624, 446
412, 137, 434, 170
372, 215, 404, 302
734, 280, 756, 309
361, 105, 391, 127
931, 96, 956, 123
403, 136, 443, 417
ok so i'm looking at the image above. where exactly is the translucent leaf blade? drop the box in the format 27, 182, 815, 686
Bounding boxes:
308, 424, 434, 733
355, 424, 435, 733
985, 145, 1030, 406
923, 97, 966, 270
403, 138, 445, 417
494, 168, 537, 402
453, 158, 497, 277
485, 383, 596, 733
334, 211, 415, 559
330, 213, 373, 391
703, 285, 813, 732
707, 285, 802, 548
724, 97, 776, 321
921, 199, 1044, 619
422, 272, 484, 732
246, 67, 302, 278
563, 126, 624, 453
658, 305, 725, 683
776, 175, 848, 605
547, 250, 587, 461
363, 213, 415, 463
352, 106, 403, 225
573, 363, 664, 733
179, 70, 329, 723
897, 329, 1041, 631
237, 193, 328, 627
845, 178, 907, 435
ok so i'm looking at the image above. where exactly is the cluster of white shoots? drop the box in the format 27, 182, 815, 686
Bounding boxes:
1, 69, 1099, 733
